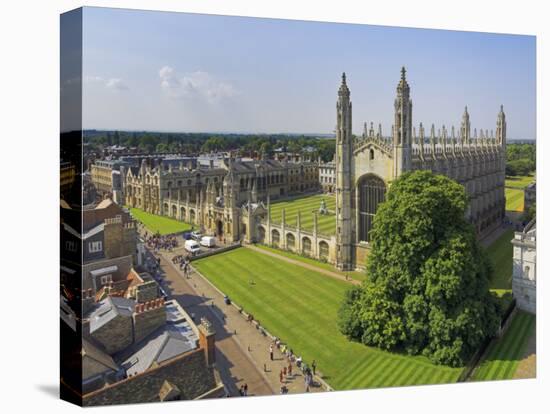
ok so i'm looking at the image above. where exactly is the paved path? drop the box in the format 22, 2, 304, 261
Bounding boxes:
245, 244, 360, 286
155, 253, 273, 397
159, 249, 325, 396
513, 327, 536, 379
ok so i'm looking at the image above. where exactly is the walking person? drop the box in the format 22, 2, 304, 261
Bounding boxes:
269, 344, 274, 361
288, 362, 292, 377
279, 370, 284, 384
243, 383, 248, 396
312, 360, 317, 376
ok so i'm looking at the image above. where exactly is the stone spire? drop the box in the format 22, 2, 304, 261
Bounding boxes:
335, 72, 353, 270
393, 66, 413, 175
338, 72, 350, 98
461, 106, 471, 143
496, 105, 506, 145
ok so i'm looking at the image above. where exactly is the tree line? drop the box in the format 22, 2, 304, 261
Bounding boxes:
83, 130, 336, 162
506, 143, 535, 177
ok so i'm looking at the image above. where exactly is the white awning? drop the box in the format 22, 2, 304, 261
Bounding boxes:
90, 265, 118, 277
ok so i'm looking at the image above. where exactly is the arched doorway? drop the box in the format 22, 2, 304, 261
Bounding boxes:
271, 229, 280, 247
216, 220, 223, 239
319, 241, 329, 259
302, 237, 311, 255
357, 174, 386, 243
258, 226, 266, 243
286, 233, 295, 250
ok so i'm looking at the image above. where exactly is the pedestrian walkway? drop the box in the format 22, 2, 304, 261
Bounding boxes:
245, 244, 360, 286
156, 254, 273, 397
161, 250, 326, 396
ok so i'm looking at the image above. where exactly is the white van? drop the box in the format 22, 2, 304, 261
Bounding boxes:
184, 240, 201, 255
200, 236, 216, 248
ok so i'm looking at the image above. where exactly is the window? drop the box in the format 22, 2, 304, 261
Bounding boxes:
65, 240, 77, 252
88, 241, 103, 253
100, 275, 112, 285
358, 175, 386, 243
369, 149, 375, 160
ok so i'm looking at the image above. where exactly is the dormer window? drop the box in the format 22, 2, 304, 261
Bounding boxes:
88, 241, 103, 253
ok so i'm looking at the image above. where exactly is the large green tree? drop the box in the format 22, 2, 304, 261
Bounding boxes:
338, 170, 501, 367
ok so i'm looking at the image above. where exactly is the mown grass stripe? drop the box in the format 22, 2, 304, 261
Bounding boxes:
194, 247, 462, 390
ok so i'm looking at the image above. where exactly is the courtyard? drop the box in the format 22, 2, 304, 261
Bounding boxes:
128, 207, 192, 235
270, 194, 336, 236
193, 248, 463, 391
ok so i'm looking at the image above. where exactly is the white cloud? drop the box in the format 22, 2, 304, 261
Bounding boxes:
106, 78, 128, 90
84, 75, 129, 91
158, 66, 238, 103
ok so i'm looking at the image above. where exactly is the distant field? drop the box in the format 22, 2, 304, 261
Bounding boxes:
128, 207, 192, 235
194, 248, 462, 391
505, 188, 524, 212
270, 194, 336, 236
504, 174, 534, 213
255, 244, 367, 282
472, 311, 535, 381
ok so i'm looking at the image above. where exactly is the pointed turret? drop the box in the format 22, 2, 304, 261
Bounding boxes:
335, 72, 353, 270
496, 105, 506, 145
461, 106, 471, 143
393, 66, 413, 175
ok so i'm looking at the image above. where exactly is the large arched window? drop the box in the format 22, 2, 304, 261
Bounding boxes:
358, 174, 386, 243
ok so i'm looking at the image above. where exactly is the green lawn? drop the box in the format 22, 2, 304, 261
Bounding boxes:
486, 229, 515, 291
255, 244, 367, 282
472, 311, 535, 381
505, 188, 524, 212
505, 174, 534, 189
270, 194, 336, 236
193, 248, 462, 390
128, 207, 192, 235
504, 174, 534, 212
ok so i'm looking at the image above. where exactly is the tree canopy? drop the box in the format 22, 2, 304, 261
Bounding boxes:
338, 170, 501, 367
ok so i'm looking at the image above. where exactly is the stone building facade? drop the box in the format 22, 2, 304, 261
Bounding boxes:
319, 160, 336, 193
334, 69, 507, 270
512, 219, 536, 314
124, 158, 319, 241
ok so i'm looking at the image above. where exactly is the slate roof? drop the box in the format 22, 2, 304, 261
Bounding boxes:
82, 338, 120, 377
89, 296, 135, 333
117, 321, 198, 377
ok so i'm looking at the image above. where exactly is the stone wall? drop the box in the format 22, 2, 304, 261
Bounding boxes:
91, 313, 133, 355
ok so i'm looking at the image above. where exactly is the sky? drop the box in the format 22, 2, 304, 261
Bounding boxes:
81, 7, 536, 139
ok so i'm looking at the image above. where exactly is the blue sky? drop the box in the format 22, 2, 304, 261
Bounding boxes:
82, 7, 536, 139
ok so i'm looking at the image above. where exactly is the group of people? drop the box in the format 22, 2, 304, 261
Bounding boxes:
238, 383, 249, 396
270, 338, 317, 393
145, 233, 179, 252
172, 254, 191, 277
